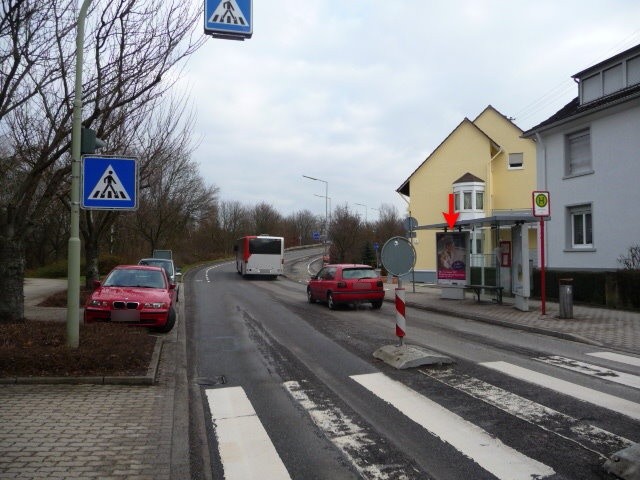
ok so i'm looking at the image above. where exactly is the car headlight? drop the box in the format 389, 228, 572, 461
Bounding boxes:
88, 300, 108, 307
144, 302, 167, 309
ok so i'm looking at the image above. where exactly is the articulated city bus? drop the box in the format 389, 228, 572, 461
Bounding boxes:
234, 235, 284, 278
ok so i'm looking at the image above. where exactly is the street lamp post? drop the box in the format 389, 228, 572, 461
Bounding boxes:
313, 194, 331, 225
66, 0, 94, 348
303, 175, 329, 256
355, 203, 367, 223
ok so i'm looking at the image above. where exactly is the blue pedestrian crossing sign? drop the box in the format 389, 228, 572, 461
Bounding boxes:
204, 0, 252, 39
82, 156, 138, 210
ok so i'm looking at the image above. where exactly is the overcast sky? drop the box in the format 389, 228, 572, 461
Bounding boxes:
178, 0, 640, 222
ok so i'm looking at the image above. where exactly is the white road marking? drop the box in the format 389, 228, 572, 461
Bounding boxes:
206, 387, 291, 480
284, 381, 411, 480
587, 351, 640, 368
481, 361, 640, 421
350, 372, 555, 480
420, 368, 632, 457
536, 355, 640, 390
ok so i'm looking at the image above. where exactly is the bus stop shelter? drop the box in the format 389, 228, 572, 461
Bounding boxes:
415, 213, 541, 311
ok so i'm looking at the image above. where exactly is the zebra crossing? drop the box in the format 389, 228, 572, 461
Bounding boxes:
203, 350, 640, 479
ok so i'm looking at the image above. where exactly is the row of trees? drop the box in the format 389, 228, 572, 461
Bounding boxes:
0, 1, 406, 322
0, 0, 206, 321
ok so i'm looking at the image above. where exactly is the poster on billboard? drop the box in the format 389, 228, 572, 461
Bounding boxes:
436, 231, 469, 285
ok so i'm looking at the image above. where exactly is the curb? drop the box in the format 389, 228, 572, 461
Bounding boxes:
0, 335, 164, 386
383, 297, 606, 348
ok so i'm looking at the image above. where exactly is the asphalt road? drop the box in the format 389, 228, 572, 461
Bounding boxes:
184, 251, 640, 480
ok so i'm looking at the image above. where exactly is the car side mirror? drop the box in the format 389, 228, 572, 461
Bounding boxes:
169, 283, 176, 290
92, 280, 101, 289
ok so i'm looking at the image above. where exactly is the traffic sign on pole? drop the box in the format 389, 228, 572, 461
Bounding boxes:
81, 156, 138, 210
204, 0, 252, 39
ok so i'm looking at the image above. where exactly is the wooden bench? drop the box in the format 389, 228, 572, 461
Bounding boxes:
464, 285, 504, 304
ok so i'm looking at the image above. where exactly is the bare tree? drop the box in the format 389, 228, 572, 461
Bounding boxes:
373, 203, 404, 245
328, 204, 362, 263
284, 209, 316, 247
0, 0, 205, 322
251, 202, 283, 237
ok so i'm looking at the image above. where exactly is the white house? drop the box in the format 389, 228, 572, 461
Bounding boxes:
523, 43, 640, 271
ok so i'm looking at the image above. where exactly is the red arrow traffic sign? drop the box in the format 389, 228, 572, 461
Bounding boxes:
442, 193, 459, 229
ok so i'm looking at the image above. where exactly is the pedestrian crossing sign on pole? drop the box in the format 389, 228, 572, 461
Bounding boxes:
82, 156, 138, 210
204, 0, 252, 39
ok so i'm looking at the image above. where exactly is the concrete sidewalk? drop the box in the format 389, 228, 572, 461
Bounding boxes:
0, 279, 190, 480
393, 283, 640, 355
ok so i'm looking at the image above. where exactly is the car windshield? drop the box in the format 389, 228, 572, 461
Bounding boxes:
342, 268, 377, 280
104, 269, 166, 288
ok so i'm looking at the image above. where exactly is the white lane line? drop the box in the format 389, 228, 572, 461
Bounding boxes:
283, 381, 409, 480
420, 368, 632, 457
206, 387, 291, 480
536, 355, 640, 390
350, 372, 555, 480
587, 351, 640, 368
481, 361, 640, 421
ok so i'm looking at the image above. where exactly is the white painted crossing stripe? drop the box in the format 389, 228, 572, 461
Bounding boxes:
587, 351, 640, 368
283, 381, 406, 479
420, 368, 633, 457
350, 372, 555, 480
536, 355, 640, 390
481, 361, 640, 421
206, 387, 291, 480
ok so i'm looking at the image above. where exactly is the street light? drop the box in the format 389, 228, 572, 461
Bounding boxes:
313, 194, 331, 225
355, 202, 367, 223
303, 175, 329, 256
67, 0, 95, 348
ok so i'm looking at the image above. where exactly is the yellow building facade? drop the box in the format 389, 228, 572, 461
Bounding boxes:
396, 106, 537, 286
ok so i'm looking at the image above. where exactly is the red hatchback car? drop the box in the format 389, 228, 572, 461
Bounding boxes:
84, 265, 177, 333
307, 264, 385, 310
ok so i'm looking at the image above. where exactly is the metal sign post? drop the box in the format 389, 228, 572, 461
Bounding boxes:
380, 236, 416, 346
532, 191, 550, 316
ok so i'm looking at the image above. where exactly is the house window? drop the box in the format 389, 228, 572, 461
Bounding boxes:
475, 192, 484, 210
628, 55, 640, 86
603, 64, 623, 95
569, 205, 593, 248
566, 129, 592, 176
508, 153, 523, 169
581, 74, 601, 103
463, 192, 472, 210
454, 192, 461, 211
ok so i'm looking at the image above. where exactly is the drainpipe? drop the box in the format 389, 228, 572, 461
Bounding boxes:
486, 147, 502, 289
486, 147, 503, 216
535, 133, 547, 190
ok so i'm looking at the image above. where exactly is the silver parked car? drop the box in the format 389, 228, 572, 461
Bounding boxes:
138, 258, 181, 298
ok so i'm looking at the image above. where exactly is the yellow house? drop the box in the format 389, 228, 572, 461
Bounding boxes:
396, 106, 537, 292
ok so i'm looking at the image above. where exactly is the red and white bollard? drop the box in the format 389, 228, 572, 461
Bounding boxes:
395, 287, 406, 346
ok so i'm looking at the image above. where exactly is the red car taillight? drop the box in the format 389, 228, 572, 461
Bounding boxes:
376, 280, 383, 287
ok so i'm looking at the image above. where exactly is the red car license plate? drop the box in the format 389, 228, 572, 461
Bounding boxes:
354, 282, 372, 290
111, 309, 140, 322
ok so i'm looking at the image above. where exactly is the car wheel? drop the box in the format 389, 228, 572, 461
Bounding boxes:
371, 300, 383, 309
154, 306, 176, 333
307, 288, 315, 303
327, 292, 336, 310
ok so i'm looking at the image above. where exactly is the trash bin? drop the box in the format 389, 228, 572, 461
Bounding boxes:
559, 278, 573, 319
